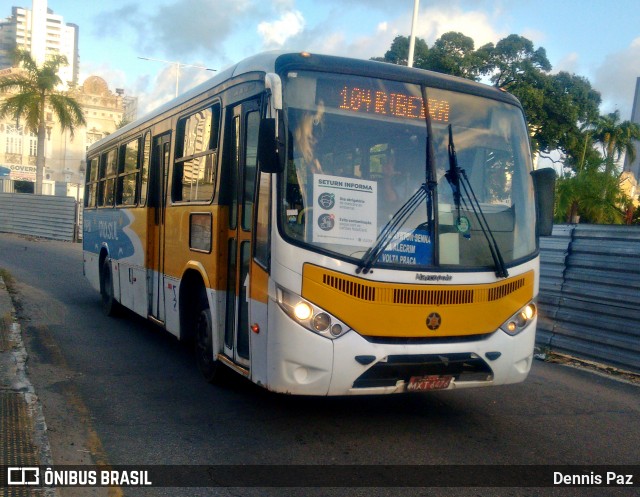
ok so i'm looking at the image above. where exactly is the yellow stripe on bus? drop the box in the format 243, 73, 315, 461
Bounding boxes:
302, 264, 534, 338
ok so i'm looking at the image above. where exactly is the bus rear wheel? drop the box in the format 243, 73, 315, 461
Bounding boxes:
195, 292, 221, 383
100, 258, 119, 316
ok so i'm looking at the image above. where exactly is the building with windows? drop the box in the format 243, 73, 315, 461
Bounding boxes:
0, 1, 138, 196
0, 73, 130, 195
0, 0, 79, 88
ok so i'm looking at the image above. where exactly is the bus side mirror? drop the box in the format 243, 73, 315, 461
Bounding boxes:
258, 118, 282, 173
531, 168, 555, 236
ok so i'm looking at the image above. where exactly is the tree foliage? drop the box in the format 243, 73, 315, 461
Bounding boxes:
374, 31, 640, 224
425, 32, 482, 80
372, 35, 428, 67
478, 34, 551, 89
592, 110, 640, 175
555, 163, 628, 224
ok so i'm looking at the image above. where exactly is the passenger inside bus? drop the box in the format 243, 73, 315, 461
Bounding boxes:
288, 102, 327, 238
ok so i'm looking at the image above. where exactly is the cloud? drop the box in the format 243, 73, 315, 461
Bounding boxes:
86, 0, 522, 118
96, 0, 257, 61
258, 10, 305, 49
135, 65, 216, 117
292, 3, 503, 62
414, 6, 503, 48
593, 37, 640, 118
554, 52, 580, 75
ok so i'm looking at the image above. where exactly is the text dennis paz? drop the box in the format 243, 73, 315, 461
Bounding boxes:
554, 472, 634, 486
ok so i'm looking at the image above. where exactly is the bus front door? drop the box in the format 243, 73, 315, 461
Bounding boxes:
148, 132, 171, 324
223, 100, 260, 368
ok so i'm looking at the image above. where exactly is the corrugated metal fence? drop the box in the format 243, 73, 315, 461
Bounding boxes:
0, 193, 78, 242
538, 224, 640, 373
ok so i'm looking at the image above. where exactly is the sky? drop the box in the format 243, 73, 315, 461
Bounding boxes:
29, 0, 640, 120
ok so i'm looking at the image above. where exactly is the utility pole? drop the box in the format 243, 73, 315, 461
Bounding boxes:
407, 0, 420, 67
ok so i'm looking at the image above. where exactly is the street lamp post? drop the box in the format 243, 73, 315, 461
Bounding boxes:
137, 57, 216, 98
407, 0, 420, 68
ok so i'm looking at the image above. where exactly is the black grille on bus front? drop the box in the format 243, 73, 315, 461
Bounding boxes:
352, 353, 493, 389
363, 333, 494, 345
320, 271, 526, 305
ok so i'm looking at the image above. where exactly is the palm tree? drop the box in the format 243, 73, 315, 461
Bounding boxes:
0, 49, 86, 195
592, 110, 640, 176
555, 160, 627, 224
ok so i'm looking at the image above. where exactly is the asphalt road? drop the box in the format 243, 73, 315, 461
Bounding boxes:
0, 233, 638, 497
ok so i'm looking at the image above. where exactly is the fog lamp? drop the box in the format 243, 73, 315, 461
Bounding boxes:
313, 313, 331, 331
331, 323, 344, 337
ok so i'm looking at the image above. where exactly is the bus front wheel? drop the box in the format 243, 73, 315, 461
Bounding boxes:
195, 292, 221, 383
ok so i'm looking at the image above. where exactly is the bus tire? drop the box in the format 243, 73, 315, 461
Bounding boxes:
195, 292, 221, 383
100, 258, 119, 316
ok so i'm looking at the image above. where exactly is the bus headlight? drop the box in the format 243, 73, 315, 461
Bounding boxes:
500, 302, 536, 336
276, 286, 350, 339
294, 302, 313, 321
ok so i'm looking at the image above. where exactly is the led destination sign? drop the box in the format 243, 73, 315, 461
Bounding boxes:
316, 79, 450, 123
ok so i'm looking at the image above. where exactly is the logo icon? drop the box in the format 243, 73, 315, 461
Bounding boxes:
426, 312, 442, 331
317, 192, 335, 210
8, 467, 40, 485
317, 214, 335, 231
455, 216, 471, 235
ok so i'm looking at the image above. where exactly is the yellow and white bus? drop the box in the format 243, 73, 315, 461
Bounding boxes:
83, 52, 555, 395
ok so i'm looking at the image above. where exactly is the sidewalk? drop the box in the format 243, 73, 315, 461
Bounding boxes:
0, 274, 53, 494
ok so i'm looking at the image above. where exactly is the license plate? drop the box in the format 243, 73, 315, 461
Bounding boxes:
407, 375, 453, 392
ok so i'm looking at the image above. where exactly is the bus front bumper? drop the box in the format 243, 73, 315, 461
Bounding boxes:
265, 304, 536, 396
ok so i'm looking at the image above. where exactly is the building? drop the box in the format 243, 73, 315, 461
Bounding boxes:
0, 0, 79, 88
0, 1, 138, 196
0, 74, 128, 195
623, 77, 640, 180
0, 14, 17, 69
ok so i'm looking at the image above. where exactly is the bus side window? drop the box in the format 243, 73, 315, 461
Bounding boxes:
173, 103, 221, 203
254, 170, 271, 268
242, 111, 260, 230
85, 157, 99, 208
117, 137, 140, 206
99, 148, 117, 207
139, 132, 151, 206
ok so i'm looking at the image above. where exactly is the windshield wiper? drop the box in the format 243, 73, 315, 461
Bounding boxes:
355, 185, 428, 274
446, 124, 509, 278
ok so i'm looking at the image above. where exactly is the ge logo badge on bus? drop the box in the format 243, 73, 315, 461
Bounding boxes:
426, 312, 441, 330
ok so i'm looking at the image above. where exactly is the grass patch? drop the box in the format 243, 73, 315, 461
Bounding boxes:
0, 268, 16, 294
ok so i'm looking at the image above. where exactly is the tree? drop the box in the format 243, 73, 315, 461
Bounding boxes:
592, 110, 640, 176
374, 32, 637, 225
529, 72, 601, 158
371, 35, 429, 68
555, 158, 628, 224
424, 32, 482, 80
116, 117, 132, 129
0, 49, 86, 195
478, 34, 551, 90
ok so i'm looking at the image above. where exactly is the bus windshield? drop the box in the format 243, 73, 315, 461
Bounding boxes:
280, 70, 536, 271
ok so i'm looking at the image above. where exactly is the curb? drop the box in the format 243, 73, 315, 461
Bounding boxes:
0, 275, 56, 496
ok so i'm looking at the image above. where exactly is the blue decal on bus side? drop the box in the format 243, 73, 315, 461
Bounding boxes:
83, 209, 136, 259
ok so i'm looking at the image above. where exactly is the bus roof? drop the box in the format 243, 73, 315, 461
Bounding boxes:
90, 51, 521, 153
